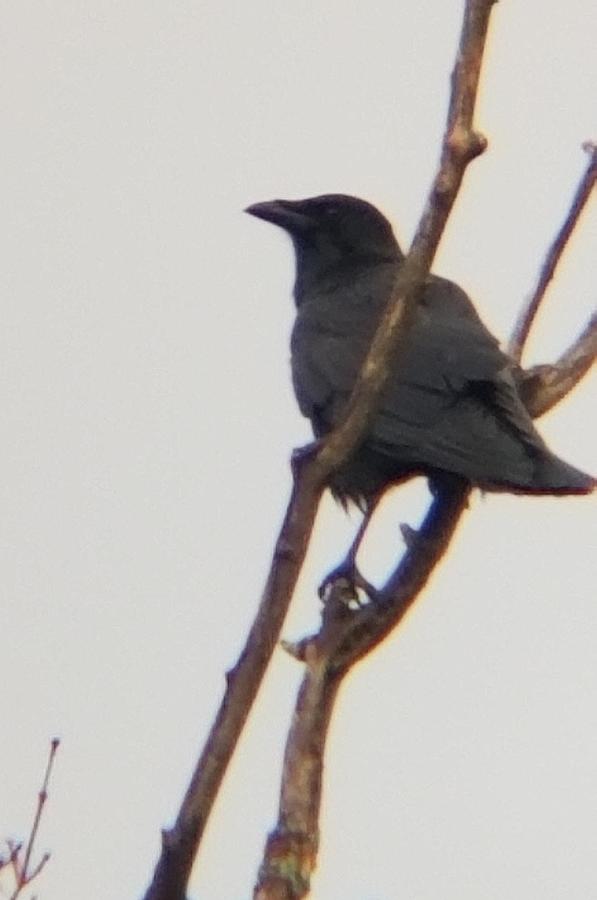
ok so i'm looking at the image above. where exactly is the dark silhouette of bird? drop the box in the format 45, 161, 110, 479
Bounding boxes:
246, 194, 594, 592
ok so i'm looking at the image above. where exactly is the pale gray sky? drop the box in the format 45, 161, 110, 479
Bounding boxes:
1, 3, 595, 899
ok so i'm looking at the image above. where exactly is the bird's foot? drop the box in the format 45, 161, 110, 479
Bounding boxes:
318, 561, 378, 606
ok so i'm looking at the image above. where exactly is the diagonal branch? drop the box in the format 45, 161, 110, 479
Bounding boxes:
143, 3, 495, 898
4, 739, 59, 900
142, 456, 325, 900
317, 0, 491, 476
509, 141, 597, 363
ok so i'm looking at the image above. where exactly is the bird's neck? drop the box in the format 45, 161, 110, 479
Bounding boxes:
292, 246, 402, 306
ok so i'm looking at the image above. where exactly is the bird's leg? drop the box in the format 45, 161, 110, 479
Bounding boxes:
290, 439, 321, 477
318, 498, 381, 604
398, 473, 469, 550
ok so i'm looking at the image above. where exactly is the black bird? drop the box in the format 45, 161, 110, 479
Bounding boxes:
246, 194, 594, 590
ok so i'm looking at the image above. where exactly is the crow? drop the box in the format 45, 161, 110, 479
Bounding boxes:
246, 194, 594, 592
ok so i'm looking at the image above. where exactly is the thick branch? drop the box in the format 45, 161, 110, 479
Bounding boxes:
143, 454, 325, 900
509, 142, 597, 362
145, 3, 495, 897
255, 652, 341, 900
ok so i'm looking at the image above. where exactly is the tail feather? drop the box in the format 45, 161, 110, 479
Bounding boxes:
532, 451, 595, 495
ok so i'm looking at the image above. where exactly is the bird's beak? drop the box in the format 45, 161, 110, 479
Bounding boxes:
245, 199, 312, 233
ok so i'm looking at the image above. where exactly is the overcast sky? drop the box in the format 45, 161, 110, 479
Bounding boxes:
1, 3, 595, 899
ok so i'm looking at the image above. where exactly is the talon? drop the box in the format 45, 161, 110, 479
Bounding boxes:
318, 566, 349, 602
318, 562, 378, 604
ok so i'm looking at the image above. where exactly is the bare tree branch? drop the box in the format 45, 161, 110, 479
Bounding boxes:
143, 457, 325, 900
143, 2, 497, 896
509, 141, 597, 362
255, 648, 342, 900
519, 310, 597, 418
2, 739, 59, 900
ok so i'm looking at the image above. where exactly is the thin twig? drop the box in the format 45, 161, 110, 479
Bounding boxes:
5, 739, 59, 900
3, 841, 21, 880
17, 739, 59, 883
509, 142, 597, 362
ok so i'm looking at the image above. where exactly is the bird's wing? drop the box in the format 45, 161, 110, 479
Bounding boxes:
290, 297, 376, 424
291, 277, 547, 486
370, 315, 547, 484
374, 312, 542, 437
474, 365, 547, 452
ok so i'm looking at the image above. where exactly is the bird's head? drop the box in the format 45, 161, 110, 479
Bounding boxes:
246, 194, 402, 303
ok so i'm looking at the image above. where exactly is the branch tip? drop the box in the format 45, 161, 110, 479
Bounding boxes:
509, 145, 597, 361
